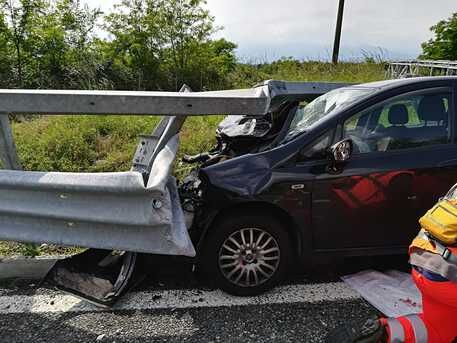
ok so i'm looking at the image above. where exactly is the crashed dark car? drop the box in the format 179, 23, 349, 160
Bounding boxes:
0, 77, 456, 304
181, 76, 457, 295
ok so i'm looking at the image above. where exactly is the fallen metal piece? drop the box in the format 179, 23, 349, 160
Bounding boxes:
44, 249, 144, 307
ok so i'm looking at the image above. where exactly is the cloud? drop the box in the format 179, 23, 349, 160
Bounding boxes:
84, 0, 457, 61
205, 0, 457, 60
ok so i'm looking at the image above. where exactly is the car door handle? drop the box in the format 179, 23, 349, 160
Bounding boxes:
291, 184, 305, 190
407, 195, 417, 200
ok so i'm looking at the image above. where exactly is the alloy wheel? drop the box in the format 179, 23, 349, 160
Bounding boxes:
218, 228, 281, 288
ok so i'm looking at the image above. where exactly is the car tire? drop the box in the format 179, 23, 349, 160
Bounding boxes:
199, 213, 291, 296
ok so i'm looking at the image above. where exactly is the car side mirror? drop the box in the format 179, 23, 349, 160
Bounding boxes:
328, 139, 353, 163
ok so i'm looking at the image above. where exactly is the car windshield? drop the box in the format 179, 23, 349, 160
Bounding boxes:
283, 88, 374, 142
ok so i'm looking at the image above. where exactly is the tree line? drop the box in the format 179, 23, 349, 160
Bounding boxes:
0, 0, 237, 91
0, 0, 455, 92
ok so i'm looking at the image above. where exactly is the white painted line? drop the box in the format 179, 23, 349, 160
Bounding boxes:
0, 282, 360, 314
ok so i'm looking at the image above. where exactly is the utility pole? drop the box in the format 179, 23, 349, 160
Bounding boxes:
332, 0, 345, 64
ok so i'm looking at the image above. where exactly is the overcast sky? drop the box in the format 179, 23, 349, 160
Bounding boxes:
92, 0, 457, 61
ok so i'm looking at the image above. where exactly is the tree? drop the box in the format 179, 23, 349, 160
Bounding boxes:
105, 0, 237, 91
0, 0, 103, 89
421, 13, 457, 60
104, 0, 166, 90
175, 38, 237, 90
0, 6, 15, 87
31, 0, 104, 89
0, 0, 44, 87
0, 0, 237, 91
156, 0, 217, 89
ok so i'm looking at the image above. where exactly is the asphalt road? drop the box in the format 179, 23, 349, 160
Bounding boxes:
0, 255, 409, 343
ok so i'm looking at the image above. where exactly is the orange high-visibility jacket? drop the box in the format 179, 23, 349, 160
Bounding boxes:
410, 196, 457, 282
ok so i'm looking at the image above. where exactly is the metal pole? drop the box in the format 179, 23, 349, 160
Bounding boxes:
0, 114, 21, 170
332, 0, 345, 64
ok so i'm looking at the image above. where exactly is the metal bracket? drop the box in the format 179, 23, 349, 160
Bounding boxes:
132, 134, 161, 175
132, 85, 192, 183
0, 113, 21, 170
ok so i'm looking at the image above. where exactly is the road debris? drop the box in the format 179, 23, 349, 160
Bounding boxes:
341, 269, 422, 317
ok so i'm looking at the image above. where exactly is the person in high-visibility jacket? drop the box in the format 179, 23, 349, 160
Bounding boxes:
379, 228, 457, 343
327, 186, 457, 343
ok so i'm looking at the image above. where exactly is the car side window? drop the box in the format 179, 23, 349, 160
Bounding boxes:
343, 91, 451, 154
300, 130, 333, 160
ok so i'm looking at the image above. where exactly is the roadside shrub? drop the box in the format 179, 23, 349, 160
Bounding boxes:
228, 60, 385, 88
12, 114, 222, 175
13, 116, 156, 172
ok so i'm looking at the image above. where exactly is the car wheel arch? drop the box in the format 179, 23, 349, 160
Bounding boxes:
196, 201, 302, 261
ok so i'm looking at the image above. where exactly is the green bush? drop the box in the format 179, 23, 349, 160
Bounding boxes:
228, 60, 385, 88
14, 115, 157, 172
12, 114, 223, 177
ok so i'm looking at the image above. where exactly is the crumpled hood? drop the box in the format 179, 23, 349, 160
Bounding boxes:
216, 115, 273, 139
200, 133, 315, 197
202, 154, 273, 196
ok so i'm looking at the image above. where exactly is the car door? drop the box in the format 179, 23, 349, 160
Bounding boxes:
311, 86, 457, 251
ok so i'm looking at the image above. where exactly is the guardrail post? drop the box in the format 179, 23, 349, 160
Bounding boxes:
0, 113, 21, 170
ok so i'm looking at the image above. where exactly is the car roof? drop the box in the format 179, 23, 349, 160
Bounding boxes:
312, 76, 457, 126
266, 77, 457, 112
347, 76, 457, 91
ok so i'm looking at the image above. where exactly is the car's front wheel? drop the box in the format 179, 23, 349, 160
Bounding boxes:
199, 213, 291, 296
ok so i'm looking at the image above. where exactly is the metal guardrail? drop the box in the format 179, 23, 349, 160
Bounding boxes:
387, 60, 457, 79
0, 80, 349, 171
0, 80, 349, 255
0, 88, 269, 116
0, 115, 21, 170
0, 81, 350, 117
